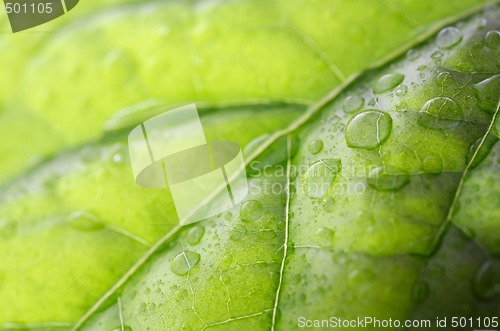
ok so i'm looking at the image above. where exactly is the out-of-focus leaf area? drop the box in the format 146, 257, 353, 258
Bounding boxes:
0, 0, 499, 330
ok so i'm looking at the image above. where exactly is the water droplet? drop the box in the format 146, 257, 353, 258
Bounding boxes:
322, 197, 335, 213
314, 227, 335, 248
258, 228, 277, 240
112, 153, 123, 164
474, 75, 500, 114
302, 159, 342, 199
395, 84, 408, 96
417, 64, 427, 71
347, 269, 376, 285
412, 281, 430, 303
418, 97, 463, 130
171, 251, 200, 276
308, 140, 324, 154
436, 27, 463, 49
475, 17, 487, 29
224, 212, 232, 221
221, 275, 231, 285
240, 200, 263, 222
367, 98, 378, 106
0, 219, 18, 239
431, 50, 444, 59
367, 166, 410, 191
187, 225, 205, 245
229, 224, 247, 241
437, 72, 451, 86
473, 259, 500, 300
406, 49, 420, 60
485, 30, 500, 48
422, 154, 443, 174
345, 110, 393, 149
343, 95, 364, 113
68, 211, 104, 232
373, 73, 405, 93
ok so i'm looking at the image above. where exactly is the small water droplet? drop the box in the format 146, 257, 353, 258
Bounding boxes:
171, 251, 200, 276
467, 134, 499, 169
302, 159, 342, 199
229, 224, 247, 241
395, 84, 408, 96
314, 227, 335, 248
474, 75, 500, 114
475, 17, 487, 29
373, 73, 405, 93
187, 225, 205, 245
417, 64, 427, 71
224, 212, 232, 221
343, 95, 364, 113
258, 228, 277, 240
436, 27, 463, 49
406, 49, 420, 60
221, 275, 231, 285
240, 200, 263, 222
112, 153, 123, 164
288, 211, 295, 218
473, 259, 500, 300
347, 269, 376, 285
431, 50, 444, 59
322, 197, 335, 213
485, 30, 500, 49
418, 97, 463, 130
367, 166, 410, 191
308, 140, 324, 154
412, 281, 430, 303
345, 110, 393, 149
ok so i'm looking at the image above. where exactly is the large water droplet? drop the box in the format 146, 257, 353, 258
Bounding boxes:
171, 251, 200, 276
229, 224, 247, 241
411, 281, 430, 303
343, 95, 364, 113
473, 259, 500, 300
485, 30, 500, 49
187, 225, 205, 246
373, 73, 405, 93
303, 159, 341, 199
314, 227, 335, 248
345, 110, 393, 149
240, 200, 263, 222
436, 27, 463, 49
474, 75, 500, 114
418, 97, 463, 130
367, 166, 410, 191
308, 140, 324, 154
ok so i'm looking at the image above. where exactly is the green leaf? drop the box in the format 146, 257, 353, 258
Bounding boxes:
1, 2, 500, 331
0, 0, 491, 183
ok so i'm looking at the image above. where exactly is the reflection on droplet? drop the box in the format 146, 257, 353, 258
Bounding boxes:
308, 140, 324, 154
171, 251, 200, 276
395, 84, 408, 96
436, 27, 463, 49
373, 73, 405, 93
343, 95, 364, 113
367, 167, 410, 191
418, 97, 463, 130
240, 200, 263, 222
229, 224, 247, 241
474, 75, 500, 114
303, 159, 342, 199
314, 227, 335, 249
473, 259, 500, 300
345, 111, 393, 149
187, 225, 205, 245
